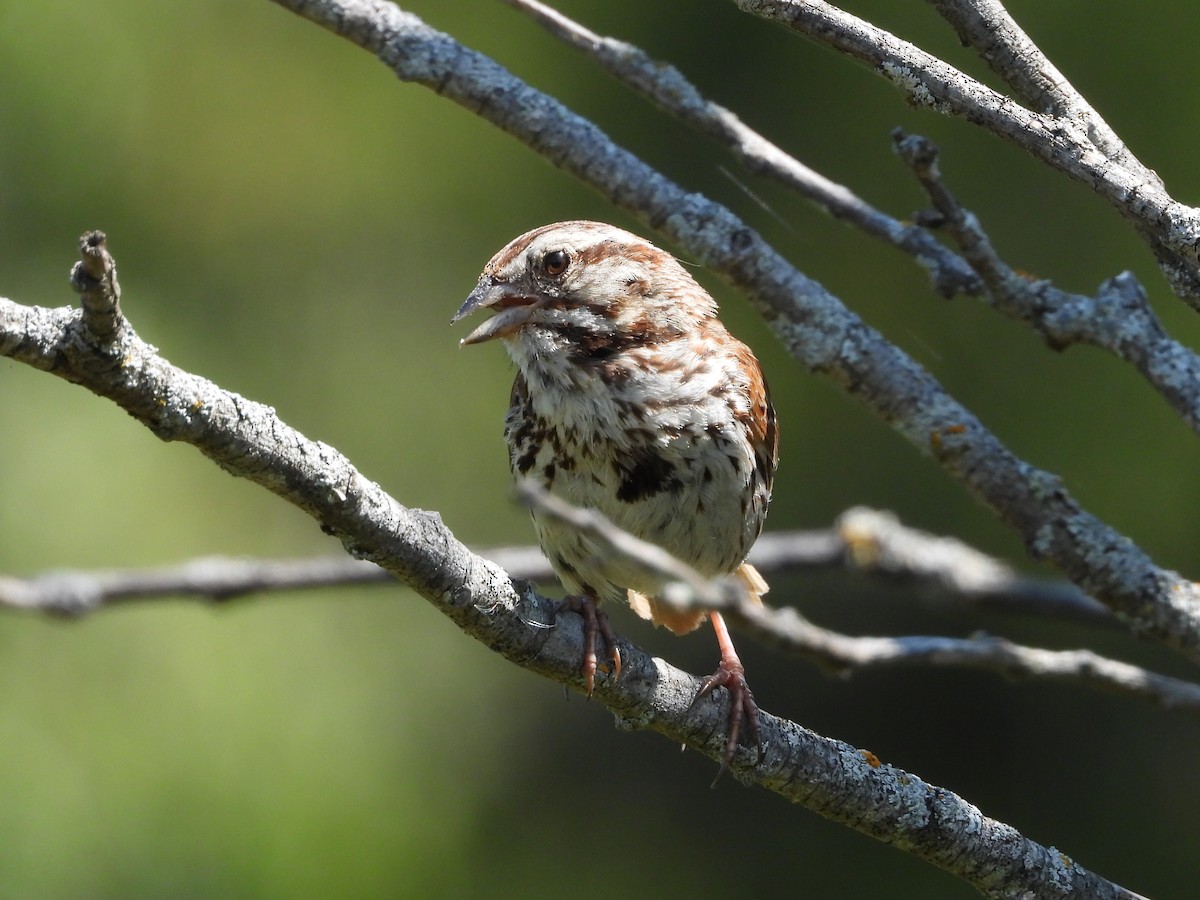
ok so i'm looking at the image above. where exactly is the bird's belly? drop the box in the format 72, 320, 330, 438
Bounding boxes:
524, 437, 753, 604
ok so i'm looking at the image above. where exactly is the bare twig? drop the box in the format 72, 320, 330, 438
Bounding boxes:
924, 0, 1148, 179
268, 0, 1200, 669
514, 479, 736, 606
734, 0, 1200, 300
515, 485, 1200, 716
830, 507, 1110, 622
0, 556, 392, 614
2, 500, 1189, 717
893, 131, 1200, 434
0, 511, 1106, 622
501, 0, 981, 298
735, 605, 1200, 714
0, 234, 1144, 899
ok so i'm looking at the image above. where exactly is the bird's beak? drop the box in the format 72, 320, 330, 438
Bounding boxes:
452, 276, 542, 346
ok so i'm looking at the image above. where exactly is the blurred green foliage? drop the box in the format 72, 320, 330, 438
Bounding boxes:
2, 1, 1198, 897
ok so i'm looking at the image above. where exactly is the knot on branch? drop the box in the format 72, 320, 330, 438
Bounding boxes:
69, 230, 124, 342
891, 128, 940, 176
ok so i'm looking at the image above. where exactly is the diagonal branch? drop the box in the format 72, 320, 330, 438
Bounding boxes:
267, 0, 1200, 667
0, 232, 1144, 898
924, 0, 1148, 178
504, 0, 1200, 440
893, 130, 1200, 435
733, 0, 1200, 300
500, 0, 981, 298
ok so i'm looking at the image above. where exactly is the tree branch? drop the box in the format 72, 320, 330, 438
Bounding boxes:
734, 0, 1200, 300
0, 509, 1109, 623
520, 483, 1200, 716
501, 0, 1200, 436
500, 0, 982, 299
0, 233, 1143, 898
893, 130, 1200, 435
267, 0, 1200, 669
11, 537, 1186, 715
924, 0, 1147, 177
738, 608, 1200, 715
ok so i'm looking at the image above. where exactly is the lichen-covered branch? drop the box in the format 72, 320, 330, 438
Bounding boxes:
734, 0, 1200, 300
0, 233, 1143, 898
0, 509, 1109, 622
924, 0, 1146, 177
266, 0, 1200, 668
893, 131, 1200, 434
501, 0, 981, 298
499, 1, 1200, 441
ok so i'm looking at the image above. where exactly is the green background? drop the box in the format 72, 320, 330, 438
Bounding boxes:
2, 1, 1198, 897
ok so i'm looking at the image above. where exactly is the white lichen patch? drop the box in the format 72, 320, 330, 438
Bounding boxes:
881, 61, 935, 107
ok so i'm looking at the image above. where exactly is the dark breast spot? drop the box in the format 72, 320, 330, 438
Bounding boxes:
615, 450, 681, 503
515, 447, 538, 474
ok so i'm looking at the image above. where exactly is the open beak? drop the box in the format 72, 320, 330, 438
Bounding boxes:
452, 277, 542, 346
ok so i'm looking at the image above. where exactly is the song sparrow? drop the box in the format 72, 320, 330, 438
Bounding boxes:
453, 221, 778, 772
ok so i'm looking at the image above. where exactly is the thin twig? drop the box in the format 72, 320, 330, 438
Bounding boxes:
2, 520, 1191, 715
514, 479, 734, 605
741, 606, 1200, 714
924, 0, 1150, 180
829, 507, 1110, 622
893, 130, 1200, 434
515, 484, 1200, 715
0, 511, 1107, 622
733, 0, 1200, 300
501, 0, 981, 298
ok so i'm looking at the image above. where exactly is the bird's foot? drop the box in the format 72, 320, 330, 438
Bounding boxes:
691, 656, 762, 785
554, 595, 622, 696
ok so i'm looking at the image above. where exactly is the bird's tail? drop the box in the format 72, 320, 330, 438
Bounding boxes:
735, 562, 768, 604
627, 561, 768, 636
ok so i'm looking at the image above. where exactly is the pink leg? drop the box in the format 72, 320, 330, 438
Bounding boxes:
692, 611, 762, 781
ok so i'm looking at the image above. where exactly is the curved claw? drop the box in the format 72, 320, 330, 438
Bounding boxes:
689, 658, 762, 785
554, 595, 621, 696
688, 608, 763, 786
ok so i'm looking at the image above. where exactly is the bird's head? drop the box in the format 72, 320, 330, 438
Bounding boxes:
453, 221, 717, 357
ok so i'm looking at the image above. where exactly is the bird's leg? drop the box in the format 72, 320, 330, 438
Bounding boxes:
691, 611, 762, 782
554, 595, 622, 696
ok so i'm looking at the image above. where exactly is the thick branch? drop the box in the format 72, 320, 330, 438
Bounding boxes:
506, 0, 1200, 431
0, 241, 1139, 896
266, 0, 1200, 667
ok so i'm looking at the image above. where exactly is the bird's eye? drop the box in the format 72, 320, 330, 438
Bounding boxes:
542, 250, 570, 278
